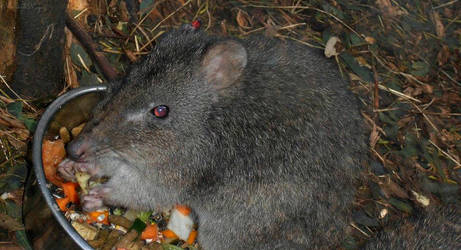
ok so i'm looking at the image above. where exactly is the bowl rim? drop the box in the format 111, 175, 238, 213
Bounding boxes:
32, 85, 107, 250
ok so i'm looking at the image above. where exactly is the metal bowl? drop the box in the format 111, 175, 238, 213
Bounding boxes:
24, 86, 107, 250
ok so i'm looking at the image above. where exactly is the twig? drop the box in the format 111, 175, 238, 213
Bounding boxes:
150, 0, 193, 33
412, 103, 440, 134
275, 34, 323, 49
65, 13, 119, 81
245, 3, 363, 38
428, 140, 461, 167
377, 84, 421, 103
433, 0, 459, 9
126, 0, 166, 44
0, 75, 37, 113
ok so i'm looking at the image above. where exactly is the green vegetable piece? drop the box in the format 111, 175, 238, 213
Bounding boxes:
130, 218, 147, 233
137, 211, 153, 223
162, 244, 184, 250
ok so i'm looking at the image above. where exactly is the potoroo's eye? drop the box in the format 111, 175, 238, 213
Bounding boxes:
151, 105, 169, 119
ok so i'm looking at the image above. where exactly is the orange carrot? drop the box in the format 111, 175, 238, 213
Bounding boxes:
87, 210, 110, 225
161, 229, 178, 239
140, 223, 159, 240
186, 230, 198, 244
62, 182, 80, 204
175, 204, 191, 216
56, 197, 70, 211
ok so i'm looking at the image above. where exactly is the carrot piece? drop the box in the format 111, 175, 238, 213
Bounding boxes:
42, 139, 66, 186
186, 230, 197, 245
161, 229, 178, 239
56, 197, 70, 211
175, 204, 191, 216
62, 182, 80, 204
140, 223, 159, 240
86, 210, 110, 225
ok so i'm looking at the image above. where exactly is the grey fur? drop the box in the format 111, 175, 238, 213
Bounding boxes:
60, 26, 366, 249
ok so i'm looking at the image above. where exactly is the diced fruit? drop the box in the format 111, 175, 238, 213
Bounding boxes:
161, 229, 178, 239
56, 197, 71, 211
141, 223, 159, 240
62, 182, 80, 204
186, 230, 197, 245
166, 206, 194, 241
87, 210, 110, 225
42, 139, 66, 186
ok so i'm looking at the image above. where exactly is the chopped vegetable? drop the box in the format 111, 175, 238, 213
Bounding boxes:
140, 223, 159, 240
42, 139, 66, 186
109, 215, 134, 229
137, 211, 152, 223
59, 126, 71, 143
175, 205, 191, 216
75, 172, 91, 194
56, 197, 71, 211
167, 206, 194, 241
186, 230, 197, 245
71, 122, 86, 137
62, 182, 80, 204
130, 218, 147, 233
161, 229, 178, 239
72, 221, 98, 241
87, 210, 110, 225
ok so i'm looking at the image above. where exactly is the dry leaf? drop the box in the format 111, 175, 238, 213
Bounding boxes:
376, 0, 407, 19
380, 177, 409, 199
365, 36, 376, 44
0, 214, 23, 231
437, 45, 450, 66
236, 9, 251, 29
369, 124, 380, 149
422, 84, 433, 94
432, 12, 445, 38
324, 36, 341, 58
411, 190, 430, 207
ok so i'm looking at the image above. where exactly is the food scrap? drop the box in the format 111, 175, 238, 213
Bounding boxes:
42, 126, 200, 249
42, 139, 66, 186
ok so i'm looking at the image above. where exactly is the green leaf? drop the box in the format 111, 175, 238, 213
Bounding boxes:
322, 3, 344, 19
140, 0, 155, 15
6, 102, 23, 118
340, 53, 374, 83
130, 218, 147, 233
16, 230, 33, 250
80, 71, 100, 86
19, 117, 36, 132
388, 198, 413, 214
6, 201, 21, 219
116, 22, 129, 35
410, 61, 429, 76
348, 33, 364, 46
162, 244, 184, 250
0, 163, 28, 193
70, 43, 93, 69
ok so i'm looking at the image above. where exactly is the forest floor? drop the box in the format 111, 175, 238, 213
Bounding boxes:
0, 0, 459, 249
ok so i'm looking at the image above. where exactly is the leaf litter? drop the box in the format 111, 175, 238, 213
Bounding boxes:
0, 0, 459, 248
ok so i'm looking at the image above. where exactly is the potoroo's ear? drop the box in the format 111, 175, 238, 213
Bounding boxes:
201, 40, 247, 91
